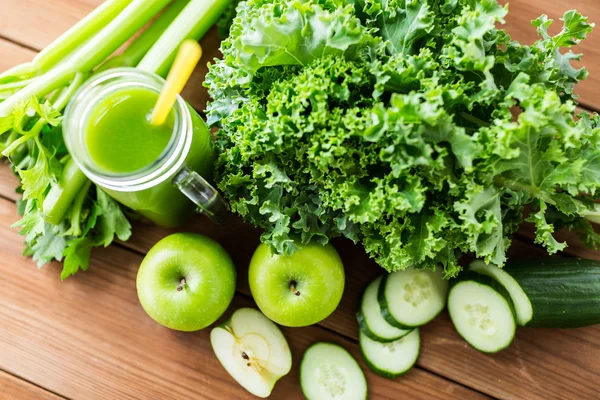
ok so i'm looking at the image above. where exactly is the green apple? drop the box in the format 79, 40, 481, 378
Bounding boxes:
136, 233, 236, 331
211, 308, 292, 398
248, 242, 345, 327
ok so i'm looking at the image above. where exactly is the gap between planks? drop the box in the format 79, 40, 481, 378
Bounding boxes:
0, 369, 68, 400
3, 161, 600, 400
0, 34, 39, 53
112, 236, 498, 400
1, 2, 600, 396
0, 195, 490, 400
0, 181, 492, 400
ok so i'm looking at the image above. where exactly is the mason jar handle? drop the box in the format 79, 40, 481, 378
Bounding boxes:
172, 166, 229, 224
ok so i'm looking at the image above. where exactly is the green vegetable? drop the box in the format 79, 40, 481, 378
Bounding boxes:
216, 0, 243, 38
0, 0, 133, 82
1, 0, 232, 278
469, 260, 533, 326
503, 258, 600, 328
42, 157, 89, 226
138, 0, 232, 77
359, 328, 420, 379
448, 271, 517, 353
97, 0, 192, 73
356, 276, 412, 342
378, 268, 448, 328
206, 0, 600, 276
0, 0, 172, 116
300, 342, 368, 400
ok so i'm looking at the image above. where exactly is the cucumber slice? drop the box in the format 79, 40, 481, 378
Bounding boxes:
210, 308, 292, 398
357, 276, 412, 342
469, 260, 533, 326
300, 342, 367, 400
378, 268, 449, 328
448, 273, 516, 353
359, 328, 420, 379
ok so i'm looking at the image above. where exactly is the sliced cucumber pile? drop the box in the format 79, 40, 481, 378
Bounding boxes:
469, 260, 533, 326
353, 257, 599, 365
379, 268, 449, 328
353, 268, 447, 379
448, 272, 516, 353
357, 276, 412, 342
360, 329, 420, 379
300, 342, 367, 400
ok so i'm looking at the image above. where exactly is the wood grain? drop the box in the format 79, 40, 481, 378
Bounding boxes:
1, 1, 600, 399
90, 212, 600, 400
0, 370, 64, 400
1, 0, 600, 112
0, 0, 99, 50
0, 163, 19, 202
0, 0, 220, 112
518, 222, 600, 261
0, 39, 35, 72
1, 160, 599, 400
0, 196, 485, 400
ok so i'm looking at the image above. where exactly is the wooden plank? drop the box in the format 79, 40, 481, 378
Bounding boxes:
518, 223, 600, 261
0, 39, 35, 72
0, 370, 65, 400
0, 0, 101, 51
0, 2, 599, 399
0, 163, 19, 202
95, 216, 600, 400
0, 197, 485, 400
1, 160, 597, 399
2, 0, 600, 112
0, 0, 220, 112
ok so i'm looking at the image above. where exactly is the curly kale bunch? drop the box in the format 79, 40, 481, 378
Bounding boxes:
205, 0, 600, 276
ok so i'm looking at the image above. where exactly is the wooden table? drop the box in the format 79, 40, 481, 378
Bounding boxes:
1, 1, 599, 399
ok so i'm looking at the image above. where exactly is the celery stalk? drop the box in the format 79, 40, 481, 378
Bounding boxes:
0, 78, 36, 100
39, 74, 89, 225
0, 0, 171, 117
66, 180, 94, 238
43, 158, 89, 226
98, 0, 191, 72
69, 0, 171, 73
0, 0, 133, 81
36, 0, 135, 73
2, 120, 44, 157
138, 0, 232, 76
0, 64, 36, 83
54, 73, 87, 111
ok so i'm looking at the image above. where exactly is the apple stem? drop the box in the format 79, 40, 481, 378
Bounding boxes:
289, 280, 301, 296
176, 278, 187, 292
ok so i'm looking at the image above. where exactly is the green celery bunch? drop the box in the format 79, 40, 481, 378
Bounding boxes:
1, 0, 233, 279
206, 0, 600, 276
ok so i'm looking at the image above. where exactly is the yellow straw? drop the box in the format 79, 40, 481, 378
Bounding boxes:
151, 40, 203, 126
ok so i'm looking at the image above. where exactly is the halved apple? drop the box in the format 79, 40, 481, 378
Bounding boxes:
210, 308, 292, 398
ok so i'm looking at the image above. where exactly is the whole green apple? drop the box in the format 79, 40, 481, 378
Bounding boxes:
136, 233, 236, 331
248, 242, 345, 327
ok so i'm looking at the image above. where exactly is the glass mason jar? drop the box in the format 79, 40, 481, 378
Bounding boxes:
64, 68, 227, 227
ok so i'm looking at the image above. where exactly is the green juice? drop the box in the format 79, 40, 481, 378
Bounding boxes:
84, 87, 215, 227
86, 88, 175, 174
